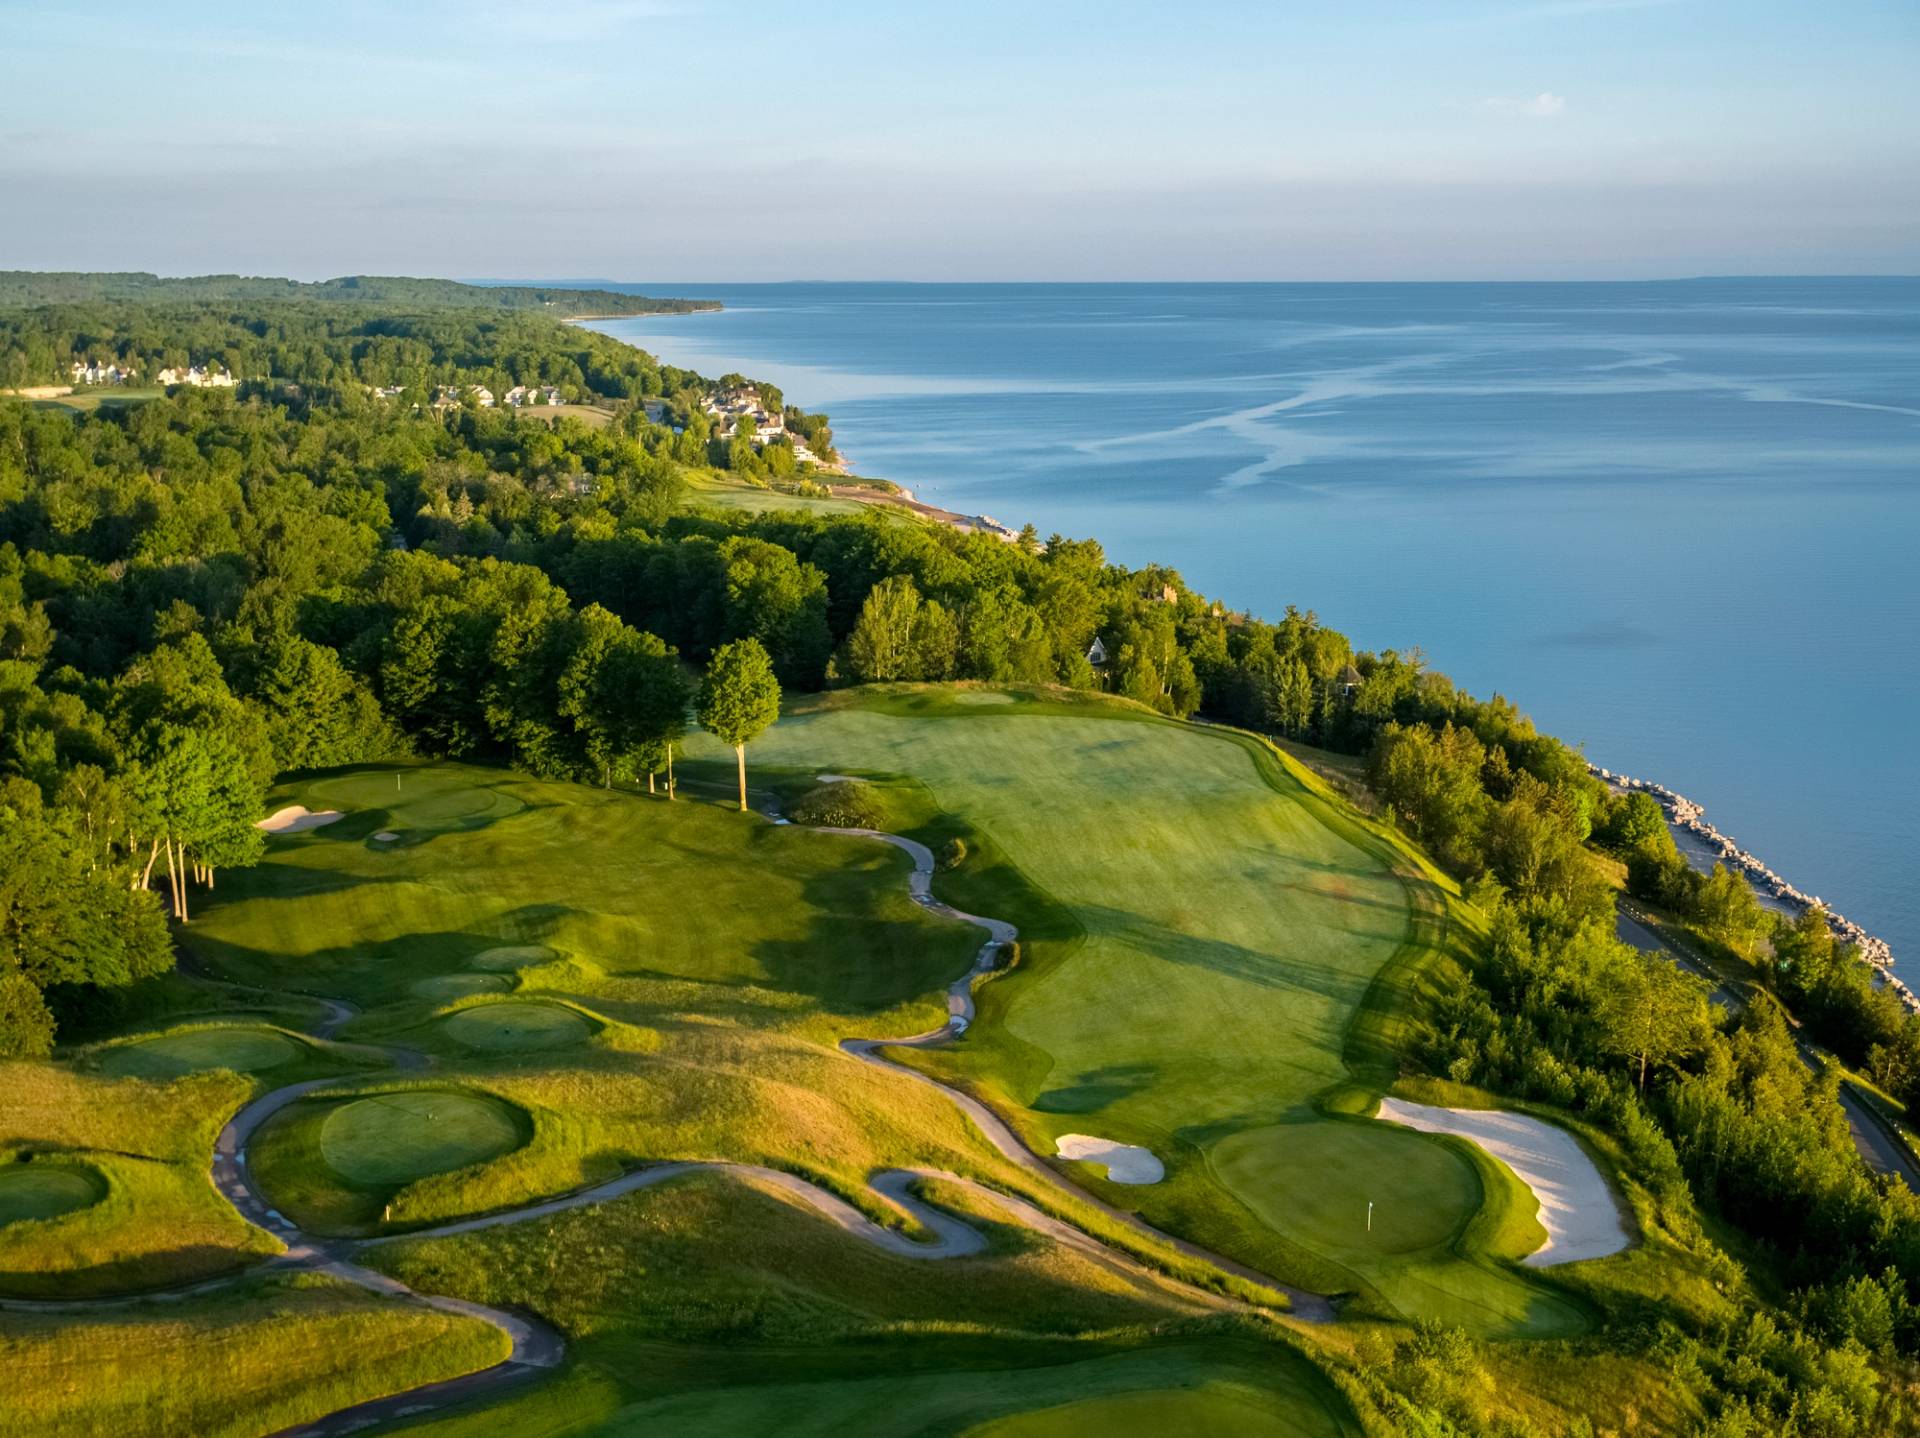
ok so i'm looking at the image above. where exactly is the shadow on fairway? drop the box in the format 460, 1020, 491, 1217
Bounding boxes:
1072, 905, 1374, 1005
1034, 1064, 1159, 1114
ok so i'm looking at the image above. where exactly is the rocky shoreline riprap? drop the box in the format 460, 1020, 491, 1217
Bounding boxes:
1591, 764, 1909, 1010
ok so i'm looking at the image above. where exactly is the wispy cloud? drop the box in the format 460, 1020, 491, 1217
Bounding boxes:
1480, 92, 1568, 118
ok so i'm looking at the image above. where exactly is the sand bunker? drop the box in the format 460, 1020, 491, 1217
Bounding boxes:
1055, 1133, 1164, 1184
257, 806, 344, 834
372, 830, 400, 842
1375, 1097, 1631, 1266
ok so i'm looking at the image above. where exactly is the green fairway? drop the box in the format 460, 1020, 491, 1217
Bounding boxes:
319, 1091, 526, 1187
441, 1001, 594, 1052
968, 1382, 1332, 1437
97, 1027, 302, 1078
686, 688, 1585, 1335
0, 1162, 105, 1227
584, 1348, 1351, 1438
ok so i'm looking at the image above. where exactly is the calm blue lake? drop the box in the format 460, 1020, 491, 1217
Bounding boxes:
586, 279, 1920, 965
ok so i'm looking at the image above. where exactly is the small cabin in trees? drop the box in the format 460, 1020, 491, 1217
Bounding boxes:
1086, 636, 1110, 669
1338, 663, 1364, 698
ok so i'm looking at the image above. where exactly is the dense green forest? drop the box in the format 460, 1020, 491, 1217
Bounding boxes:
0, 271, 714, 315
3, 291, 1918, 1432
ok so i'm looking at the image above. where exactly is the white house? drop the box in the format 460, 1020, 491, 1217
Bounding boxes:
156, 365, 236, 388
71, 360, 136, 385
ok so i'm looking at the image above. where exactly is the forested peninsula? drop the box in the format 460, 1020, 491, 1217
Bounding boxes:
5, 274, 1920, 1434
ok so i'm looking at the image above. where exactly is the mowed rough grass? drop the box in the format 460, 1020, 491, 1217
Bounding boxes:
369, 1170, 1357, 1437
0, 1063, 280, 1296
0, 1273, 509, 1438
689, 689, 1585, 1335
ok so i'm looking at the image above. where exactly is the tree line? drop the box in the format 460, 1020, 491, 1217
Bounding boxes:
0, 271, 715, 316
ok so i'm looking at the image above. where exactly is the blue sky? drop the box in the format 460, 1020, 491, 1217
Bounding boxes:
2, 0, 1914, 280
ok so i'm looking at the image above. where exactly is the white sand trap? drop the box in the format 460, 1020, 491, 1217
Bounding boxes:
814, 774, 862, 784
1376, 1097, 1631, 1266
372, 831, 400, 842
1055, 1134, 1164, 1185
256, 806, 345, 834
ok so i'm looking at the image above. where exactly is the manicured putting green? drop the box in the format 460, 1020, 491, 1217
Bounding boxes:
441, 1001, 591, 1052
306, 768, 525, 829
319, 1091, 524, 1188
471, 944, 556, 972
0, 1164, 105, 1227
1213, 1120, 1480, 1258
412, 974, 512, 1002
98, 1027, 301, 1078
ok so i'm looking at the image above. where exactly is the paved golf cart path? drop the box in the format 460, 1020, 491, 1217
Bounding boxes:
3, 810, 1316, 1437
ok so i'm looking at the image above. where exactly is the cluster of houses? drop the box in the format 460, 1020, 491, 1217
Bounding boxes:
421, 383, 567, 410
70, 359, 138, 386
1592, 763, 1909, 1008
703, 385, 789, 444
156, 364, 235, 388
68, 359, 237, 388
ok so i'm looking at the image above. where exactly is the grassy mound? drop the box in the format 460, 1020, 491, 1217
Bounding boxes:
411, 974, 512, 1002
0, 1273, 510, 1437
440, 1002, 593, 1053
789, 779, 891, 829
0, 1160, 106, 1228
0, 1063, 279, 1297
185, 762, 976, 1010
98, 1027, 302, 1079
319, 1092, 525, 1188
469, 944, 558, 972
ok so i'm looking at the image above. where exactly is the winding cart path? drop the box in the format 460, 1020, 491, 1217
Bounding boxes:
4, 811, 1332, 1437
